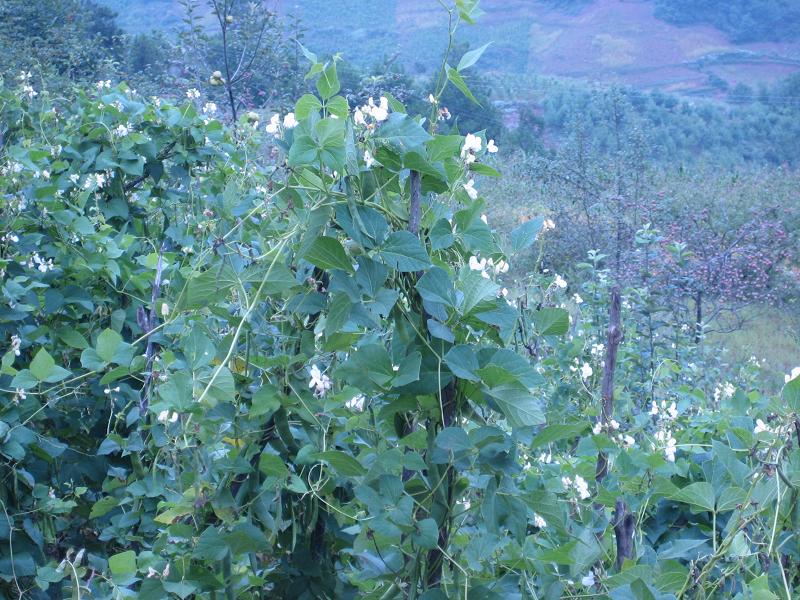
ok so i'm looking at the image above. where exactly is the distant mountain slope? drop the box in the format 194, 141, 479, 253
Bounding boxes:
99, 0, 800, 96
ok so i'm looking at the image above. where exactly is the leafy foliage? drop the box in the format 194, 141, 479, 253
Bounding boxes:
1, 3, 800, 600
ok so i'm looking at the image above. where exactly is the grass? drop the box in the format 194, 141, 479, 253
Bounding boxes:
707, 304, 800, 392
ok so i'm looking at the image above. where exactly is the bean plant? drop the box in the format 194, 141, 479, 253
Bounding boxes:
1, 3, 800, 599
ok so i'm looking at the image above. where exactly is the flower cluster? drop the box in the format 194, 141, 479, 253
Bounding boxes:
468, 255, 509, 279
713, 381, 736, 404
592, 418, 619, 435
460, 133, 482, 164
10, 334, 22, 357
266, 112, 298, 137
157, 410, 179, 424
346, 394, 366, 412
650, 400, 679, 420
24, 252, 54, 273
463, 179, 478, 200
653, 429, 677, 462
561, 474, 591, 500
308, 364, 332, 397
83, 173, 107, 190
354, 97, 389, 127
18, 71, 37, 99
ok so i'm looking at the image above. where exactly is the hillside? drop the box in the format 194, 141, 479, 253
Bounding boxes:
100, 0, 800, 97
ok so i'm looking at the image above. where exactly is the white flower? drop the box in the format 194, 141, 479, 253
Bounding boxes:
480, 214, 488, 224
461, 133, 482, 158
666, 401, 678, 419
581, 572, 596, 587
493, 259, 509, 274
428, 93, 436, 104
580, 363, 593, 380
573, 294, 583, 304
592, 422, 602, 435
113, 124, 130, 137
622, 434, 635, 448
574, 475, 591, 499
561, 476, 572, 489
202, 102, 218, 115
96, 80, 111, 90
543, 218, 556, 231
186, 88, 201, 100
10, 334, 22, 356
649, 401, 659, 416
786, 367, 800, 384
754, 419, 770, 434
283, 112, 298, 129
533, 514, 547, 528
353, 107, 366, 126
538, 452, 552, 464
157, 410, 179, 424
363, 150, 376, 168
463, 179, 478, 200
609, 419, 620, 430
468, 255, 487, 273
554, 274, 567, 289
308, 364, 332, 397
161, 303, 169, 317
345, 394, 366, 412
365, 96, 389, 122
655, 429, 677, 462
486, 139, 498, 153
265, 113, 280, 135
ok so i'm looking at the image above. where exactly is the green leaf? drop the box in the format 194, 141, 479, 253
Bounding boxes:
379, 231, 430, 272
225, 523, 269, 556
486, 383, 545, 428
96, 329, 122, 363
295, 94, 322, 119
416, 267, 456, 308
302, 236, 354, 273
446, 66, 480, 105
459, 272, 499, 315
29, 349, 55, 382
784, 373, 800, 412
531, 423, 589, 448
326, 95, 350, 119
58, 329, 89, 350
444, 345, 480, 382
374, 113, 431, 156
314, 450, 366, 476
393, 351, 422, 387
250, 385, 281, 418
510, 216, 544, 254
89, 496, 120, 519
297, 41, 318, 64
533, 308, 570, 336
108, 550, 137, 578
671, 482, 715, 512
457, 42, 492, 71
316, 62, 340, 100
412, 518, 439, 550
259, 454, 289, 477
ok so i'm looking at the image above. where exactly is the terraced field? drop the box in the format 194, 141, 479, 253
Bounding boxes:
100, 0, 800, 96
